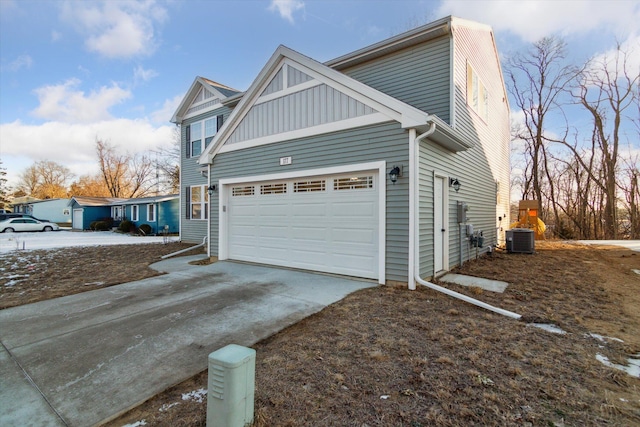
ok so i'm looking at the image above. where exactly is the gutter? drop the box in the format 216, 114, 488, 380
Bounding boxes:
410, 121, 521, 320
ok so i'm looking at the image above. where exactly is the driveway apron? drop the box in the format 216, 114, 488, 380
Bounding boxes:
0, 258, 375, 427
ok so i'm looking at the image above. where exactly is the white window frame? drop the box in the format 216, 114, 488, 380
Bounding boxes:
466, 62, 488, 122
111, 205, 124, 221
131, 205, 139, 222
147, 204, 156, 222
189, 185, 209, 220
190, 116, 218, 156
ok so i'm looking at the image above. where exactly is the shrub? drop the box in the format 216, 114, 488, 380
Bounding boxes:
118, 220, 135, 233
99, 217, 114, 227
138, 224, 152, 235
90, 221, 110, 231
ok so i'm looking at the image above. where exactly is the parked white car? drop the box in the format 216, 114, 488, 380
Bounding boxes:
0, 217, 60, 233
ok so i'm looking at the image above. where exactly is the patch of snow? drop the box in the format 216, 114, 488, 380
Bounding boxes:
527, 323, 566, 334
632, 269, 640, 275
596, 353, 640, 378
620, 398, 628, 402
380, 395, 390, 400
182, 388, 207, 403
586, 333, 624, 343
122, 421, 147, 427
0, 230, 177, 254
159, 402, 180, 412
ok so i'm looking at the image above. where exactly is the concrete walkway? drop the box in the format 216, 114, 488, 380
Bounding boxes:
0, 257, 376, 427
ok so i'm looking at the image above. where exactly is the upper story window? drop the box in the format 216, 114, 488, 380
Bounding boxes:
467, 63, 488, 122
186, 115, 223, 158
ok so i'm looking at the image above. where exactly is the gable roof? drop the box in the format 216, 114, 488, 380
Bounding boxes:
69, 196, 128, 207
171, 77, 242, 123
199, 45, 472, 164
117, 194, 179, 206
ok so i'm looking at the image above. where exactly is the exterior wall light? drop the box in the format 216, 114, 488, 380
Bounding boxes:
450, 178, 461, 192
207, 184, 217, 196
389, 166, 401, 184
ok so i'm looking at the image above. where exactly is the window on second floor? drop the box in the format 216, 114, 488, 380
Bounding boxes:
467, 62, 488, 122
186, 115, 224, 158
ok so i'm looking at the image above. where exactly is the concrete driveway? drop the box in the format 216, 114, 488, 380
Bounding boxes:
0, 257, 375, 427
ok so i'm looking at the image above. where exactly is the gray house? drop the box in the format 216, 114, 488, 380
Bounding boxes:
172, 16, 510, 287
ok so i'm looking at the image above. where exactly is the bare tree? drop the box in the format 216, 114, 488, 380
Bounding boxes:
562, 43, 639, 238
96, 139, 155, 198
507, 36, 581, 226
17, 160, 73, 199
0, 159, 9, 208
69, 174, 112, 197
154, 126, 181, 194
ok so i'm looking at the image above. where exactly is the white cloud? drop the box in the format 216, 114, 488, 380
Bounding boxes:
60, 0, 168, 59
269, 0, 305, 24
437, 0, 640, 43
588, 33, 640, 82
4, 54, 33, 72
133, 65, 159, 83
31, 78, 131, 123
150, 94, 183, 125
0, 119, 174, 186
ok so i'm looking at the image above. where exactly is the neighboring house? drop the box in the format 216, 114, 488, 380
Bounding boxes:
69, 197, 128, 230
9, 196, 41, 214
118, 195, 179, 234
27, 198, 72, 223
172, 16, 510, 287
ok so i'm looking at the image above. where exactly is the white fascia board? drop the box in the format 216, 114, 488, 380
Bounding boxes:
172, 77, 233, 124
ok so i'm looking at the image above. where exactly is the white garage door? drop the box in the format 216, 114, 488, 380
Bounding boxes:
73, 209, 83, 230
227, 172, 379, 279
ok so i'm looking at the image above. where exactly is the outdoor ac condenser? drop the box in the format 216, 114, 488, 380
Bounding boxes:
506, 228, 535, 254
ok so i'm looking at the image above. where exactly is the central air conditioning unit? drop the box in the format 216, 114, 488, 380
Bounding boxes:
506, 228, 535, 254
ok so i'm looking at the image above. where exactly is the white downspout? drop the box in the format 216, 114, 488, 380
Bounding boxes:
411, 121, 521, 320
207, 163, 212, 258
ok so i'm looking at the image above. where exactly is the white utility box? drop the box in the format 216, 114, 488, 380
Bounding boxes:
207, 344, 256, 427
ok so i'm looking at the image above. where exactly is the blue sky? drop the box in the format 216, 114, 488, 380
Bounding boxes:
1, 0, 638, 188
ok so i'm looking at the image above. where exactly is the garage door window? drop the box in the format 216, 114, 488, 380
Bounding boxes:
333, 176, 373, 190
260, 183, 287, 195
232, 186, 255, 196
294, 180, 326, 193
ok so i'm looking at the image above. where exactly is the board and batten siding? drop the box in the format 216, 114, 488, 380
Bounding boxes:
452, 23, 511, 244
180, 106, 233, 243
209, 122, 411, 282
338, 36, 452, 124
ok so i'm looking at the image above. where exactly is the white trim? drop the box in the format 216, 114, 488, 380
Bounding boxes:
218, 161, 386, 284
131, 205, 139, 222
183, 102, 224, 121
218, 114, 391, 154
147, 203, 157, 222
255, 79, 322, 105
449, 29, 456, 129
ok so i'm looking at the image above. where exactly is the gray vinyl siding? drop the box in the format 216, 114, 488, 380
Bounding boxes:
416, 24, 510, 277
181, 106, 233, 243
210, 122, 410, 282
227, 84, 376, 144
339, 36, 452, 123
261, 68, 283, 96
288, 65, 313, 87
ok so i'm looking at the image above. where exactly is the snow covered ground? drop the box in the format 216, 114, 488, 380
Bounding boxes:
0, 230, 178, 254
577, 240, 640, 252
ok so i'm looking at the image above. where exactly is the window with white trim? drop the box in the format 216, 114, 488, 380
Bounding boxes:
131, 205, 139, 221
187, 116, 220, 158
111, 205, 124, 220
147, 204, 156, 222
189, 185, 209, 220
467, 62, 488, 121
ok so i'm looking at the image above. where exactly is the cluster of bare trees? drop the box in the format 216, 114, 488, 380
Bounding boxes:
12, 136, 180, 200
509, 36, 639, 239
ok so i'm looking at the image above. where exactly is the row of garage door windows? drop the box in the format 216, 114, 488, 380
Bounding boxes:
189, 175, 374, 219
